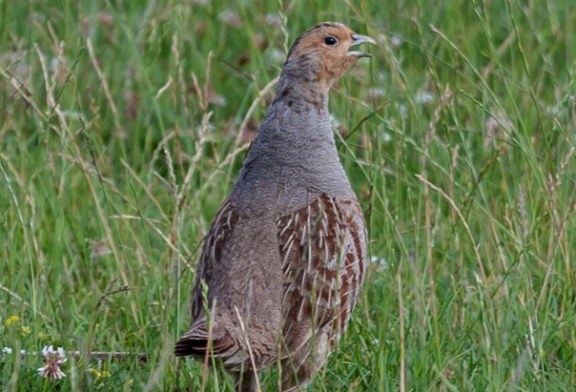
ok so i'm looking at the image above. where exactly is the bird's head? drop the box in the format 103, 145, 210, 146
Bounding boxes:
282, 22, 376, 91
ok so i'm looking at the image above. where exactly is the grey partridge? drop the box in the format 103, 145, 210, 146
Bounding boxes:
175, 22, 374, 392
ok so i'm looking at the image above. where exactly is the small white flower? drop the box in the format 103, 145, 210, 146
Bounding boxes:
415, 90, 435, 105
2, 347, 12, 354
390, 34, 404, 48
49, 57, 65, 73
37, 364, 66, 379
395, 103, 408, 119
485, 113, 512, 133
264, 13, 282, 27
56, 347, 66, 358
370, 255, 389, 269
41, 346, 51, 357
545, 104, 561, 116
484, 112, 512, 149
365, 87, 386, 101
90, 240, 112, 259
266, 48, 286, 64
381, 131, 393, 143
218, 9, 242, 28
37, 346, 67, 379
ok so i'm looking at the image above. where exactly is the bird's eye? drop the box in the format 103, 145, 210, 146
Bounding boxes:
324, 36, 338, 46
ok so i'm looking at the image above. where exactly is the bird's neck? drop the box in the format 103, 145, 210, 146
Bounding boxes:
275, 61, 332, 105
260, 79, 335, 154
231, 76, 354, 210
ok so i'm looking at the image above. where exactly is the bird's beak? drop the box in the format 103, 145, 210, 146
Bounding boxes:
349, 33, 376, 58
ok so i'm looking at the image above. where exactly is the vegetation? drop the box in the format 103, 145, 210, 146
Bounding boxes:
1, 0, 575, 390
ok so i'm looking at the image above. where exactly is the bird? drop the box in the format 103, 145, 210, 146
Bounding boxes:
175, 21, 374, 392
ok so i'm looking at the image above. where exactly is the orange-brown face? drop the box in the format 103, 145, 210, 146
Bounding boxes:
286, 22, 375, 88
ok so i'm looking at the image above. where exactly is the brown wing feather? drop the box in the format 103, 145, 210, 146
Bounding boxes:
190, 199, 239, 321
277, 194, 367, 356
175, 199, 241, 362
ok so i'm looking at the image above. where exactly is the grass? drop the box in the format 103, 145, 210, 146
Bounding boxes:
1, 0, 576, 390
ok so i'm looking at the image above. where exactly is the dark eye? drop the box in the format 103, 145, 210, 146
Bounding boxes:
324, 36, 338, 46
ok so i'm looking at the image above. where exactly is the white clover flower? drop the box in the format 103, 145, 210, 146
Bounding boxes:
390, 35, 404, 48
415, 90, 435, 104
381, 131, 393, 143
370, 255, 389, 269
266, 48, 286, 64
264, 13, 282, 27
37, 345, 67, 379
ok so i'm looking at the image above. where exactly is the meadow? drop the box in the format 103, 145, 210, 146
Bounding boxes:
1, 0, 575, 390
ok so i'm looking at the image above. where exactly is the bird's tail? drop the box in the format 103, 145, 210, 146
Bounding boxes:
174, 318, 237, 358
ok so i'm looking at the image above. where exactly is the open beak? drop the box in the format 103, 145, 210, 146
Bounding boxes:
349, 33, 376, 58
